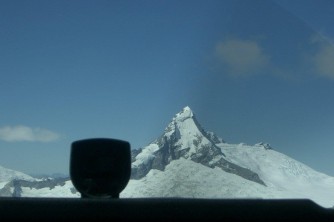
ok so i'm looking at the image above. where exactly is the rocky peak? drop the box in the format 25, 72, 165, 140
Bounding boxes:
173, 106, 194, 122
255, 142, 273, 150
131, 107, 265, 186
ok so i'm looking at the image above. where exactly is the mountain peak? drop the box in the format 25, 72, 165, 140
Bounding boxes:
173, 106, 194, 122
131, 106, 265, 186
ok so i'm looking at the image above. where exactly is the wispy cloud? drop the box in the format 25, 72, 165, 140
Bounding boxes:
215, 39, 270, 76
0, 125, 60, 142
311, 35, 334, 79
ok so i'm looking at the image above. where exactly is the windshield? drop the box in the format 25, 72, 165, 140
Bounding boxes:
0, 0, 333, 208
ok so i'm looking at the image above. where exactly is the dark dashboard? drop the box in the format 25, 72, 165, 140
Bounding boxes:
0, 197, 333, 221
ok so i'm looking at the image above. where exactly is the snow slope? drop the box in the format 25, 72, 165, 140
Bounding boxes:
20, 180, 80, 198
219, 142, 334, 208
122, 158, 292, 199
0, 165, 34, 189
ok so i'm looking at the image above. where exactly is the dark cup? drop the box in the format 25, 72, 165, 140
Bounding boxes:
70, 138, 131, 198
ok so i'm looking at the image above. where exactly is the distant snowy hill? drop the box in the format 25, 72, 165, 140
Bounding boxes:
1, 106, 333, 208
0, 165, 34, 191
19, 179, 79, 198
0, 174, 79, 198
0, 164, 78, 198
0, 165, 33, 183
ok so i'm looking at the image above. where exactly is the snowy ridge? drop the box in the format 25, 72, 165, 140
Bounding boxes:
173, 106, 194, 122
20, 180, 79, 198
132, 144, 159, 168
218, 142, 334, 207
0, 176, 79, 198
0, 165, 34, 189
0, 164, 79, 198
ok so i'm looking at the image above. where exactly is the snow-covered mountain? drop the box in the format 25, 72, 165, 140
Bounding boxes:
0, 165, 33, 183
219, 142, 334, 207
1, 106, 333, 208
17, 178, 79, 198
0, 165, 34, 194
0, 165, 79, 198
131, 106, 265, 186
126, 106, 334, 207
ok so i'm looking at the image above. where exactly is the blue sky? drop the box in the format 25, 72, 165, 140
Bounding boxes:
0, 0, 334, 176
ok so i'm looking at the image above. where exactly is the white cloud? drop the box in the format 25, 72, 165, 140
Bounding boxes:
215, 39, 270, 76
313, 44, 334, 79
0, 125, 59, 142
309, 34, 334, 79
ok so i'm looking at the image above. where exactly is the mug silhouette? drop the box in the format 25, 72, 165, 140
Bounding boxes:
70, 138, 131, 198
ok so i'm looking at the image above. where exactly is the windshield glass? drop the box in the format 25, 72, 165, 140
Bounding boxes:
0, 0, 333, 208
